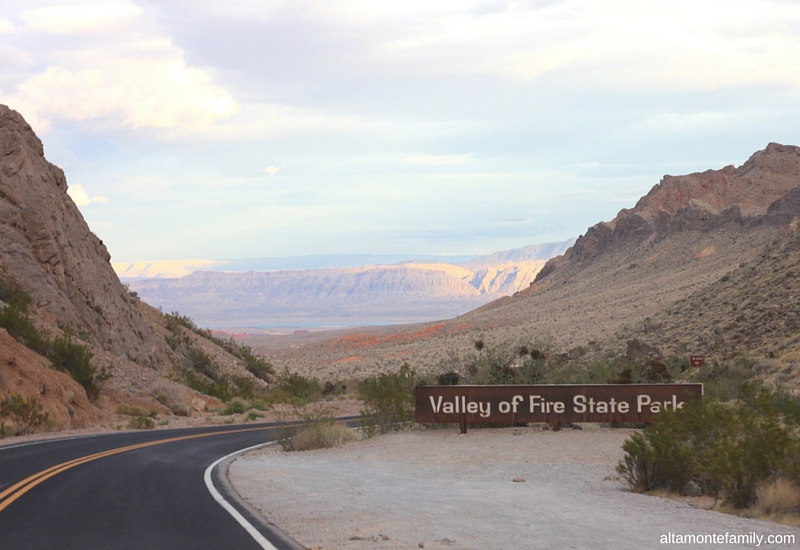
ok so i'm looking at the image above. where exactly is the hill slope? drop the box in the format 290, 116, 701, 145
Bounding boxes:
0, 105, 270, 431
242, 144, 800, 382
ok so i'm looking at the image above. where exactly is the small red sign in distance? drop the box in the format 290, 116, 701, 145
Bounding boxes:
689, 355, 705, 368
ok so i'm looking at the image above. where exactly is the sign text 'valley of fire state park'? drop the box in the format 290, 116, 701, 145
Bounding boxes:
415, 384, 704, 425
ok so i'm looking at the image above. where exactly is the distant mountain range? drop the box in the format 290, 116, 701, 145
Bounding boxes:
113, 253, 483, 279
122, 241, 575, 327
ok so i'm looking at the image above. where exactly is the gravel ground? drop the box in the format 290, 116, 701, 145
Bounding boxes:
230, 426, 800, 550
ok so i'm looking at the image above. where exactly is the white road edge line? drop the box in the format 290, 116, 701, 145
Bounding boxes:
204, 442, 278, 550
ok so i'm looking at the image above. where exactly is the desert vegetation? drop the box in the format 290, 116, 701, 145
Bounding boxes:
276, 403, 359, 452
0, 266, 110, 400
358, 364, 418, 436
0, 393, 51, 436
616, 383, 800, 518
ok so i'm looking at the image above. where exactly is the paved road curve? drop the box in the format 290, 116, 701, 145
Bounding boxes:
0, 423, 298, 550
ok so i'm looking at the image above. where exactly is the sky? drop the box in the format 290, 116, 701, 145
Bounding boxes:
1, 0, 799, 263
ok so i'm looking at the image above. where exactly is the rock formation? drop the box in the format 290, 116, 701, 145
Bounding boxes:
534, 143, 800, 283
0, 105, 166, 366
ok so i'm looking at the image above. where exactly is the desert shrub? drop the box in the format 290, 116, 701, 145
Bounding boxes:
185, 346, 216, 378
756, 478, 800, 515
49, 332, 110, 400
165, 310, 275, 383
358, 364, 417, 436
276, 368, 321, 403
0, 421, 13, 438
275, 402, 334, 450
223, 399, 247, 415
438, 341, 551, 386
184, 370, 233, 402
617, 388, 800, 508
438, 371, 460, 385
239, 345, 274, 382
0, 394, 50, 435
289, 422, 359, 451
0, 304, 48, 352
165, 311, 198, 333
128, 415, 155, 429
692, 358, 756, 401
0, 270, 110, 400
0, 266, 33, 310
116, 405, 157, 417
245, 410, 264, 422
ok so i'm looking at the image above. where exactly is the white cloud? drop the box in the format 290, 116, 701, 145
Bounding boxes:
20, 3, 141, 35
1, 3, 238, 133
0, 19, 14, 34
189, 0, 800, 91
264, 166, 280, 175
406, 154, 472, 166
67, 184, 109, 206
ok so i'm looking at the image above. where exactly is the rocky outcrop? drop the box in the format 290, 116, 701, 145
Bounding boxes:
534, 144, 800, 283
0, 105, 166, 366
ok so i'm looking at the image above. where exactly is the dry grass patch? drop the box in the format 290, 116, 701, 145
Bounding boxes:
289, 422, 360, 452
757, 478, 800, 516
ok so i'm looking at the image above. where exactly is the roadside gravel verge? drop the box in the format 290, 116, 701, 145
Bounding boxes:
230, 426, 800, 549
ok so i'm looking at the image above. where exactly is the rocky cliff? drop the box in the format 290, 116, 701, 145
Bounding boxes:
0, 106, 166, 366
533, 143, 800, 283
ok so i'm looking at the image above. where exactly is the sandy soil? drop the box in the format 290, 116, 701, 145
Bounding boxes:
230, 427, 800, 550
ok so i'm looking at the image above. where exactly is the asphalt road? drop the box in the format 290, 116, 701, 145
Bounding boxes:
0, 423, 301, 550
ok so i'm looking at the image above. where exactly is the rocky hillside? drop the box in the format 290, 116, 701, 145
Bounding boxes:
621, 225, 800, 361
243, 144, 800, 384
0, 106, 166, 366
0, 105, 269, 433
125, 242, 572, 327
532, 143, 800, 284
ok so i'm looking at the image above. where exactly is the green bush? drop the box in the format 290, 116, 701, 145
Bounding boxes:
358, 364, 417, 436
222, 399, 247, 415
246, 410, 265, 422
0, 266, 33, 310
128, 415, 155, 429
185, 346, 216, 378
0, 394, 50, 435
239, 344, 275, 382
116, 405, 157, 417
184, 370, 233, 402
277, 368, 321, 403
165, 310, 275, 383
0, 269, 110, 400
437, 340, 554, 385
49, 332, 110, 400
617, 388, 800, 508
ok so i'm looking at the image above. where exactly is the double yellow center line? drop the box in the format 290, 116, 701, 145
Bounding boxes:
0, 426, 269, 514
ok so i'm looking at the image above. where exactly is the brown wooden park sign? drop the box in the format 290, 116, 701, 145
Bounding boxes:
415, 384, 704, 432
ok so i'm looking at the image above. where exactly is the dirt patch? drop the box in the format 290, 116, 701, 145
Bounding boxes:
231, 427, 800, 549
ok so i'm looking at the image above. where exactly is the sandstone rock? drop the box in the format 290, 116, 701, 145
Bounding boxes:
0, 105, 167, 367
